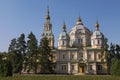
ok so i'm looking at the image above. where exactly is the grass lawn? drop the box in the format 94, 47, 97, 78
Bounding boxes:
0, 74, 120, 80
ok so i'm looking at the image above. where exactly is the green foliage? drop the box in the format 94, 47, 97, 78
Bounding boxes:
0, 54, 13, 77
17, 33, 27, 56
16, 33, 27, 73
0, 75, 120, 80
110, 59, 120, 76
26, 32, 38, 73
8, 33, 27, 73
108, 43, 120, 60
5, 32, 55, 74
39, 37, 53, 73
109, 43, 120, 76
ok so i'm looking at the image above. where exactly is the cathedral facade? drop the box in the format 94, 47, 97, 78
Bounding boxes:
42, 8, 108, 75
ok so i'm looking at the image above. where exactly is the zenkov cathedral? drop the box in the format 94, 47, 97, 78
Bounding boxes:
41, 7, 108, 75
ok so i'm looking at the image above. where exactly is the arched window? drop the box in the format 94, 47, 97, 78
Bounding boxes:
62, 41, 64, 45
98, 52, 101, 59
98, 40, 100, 45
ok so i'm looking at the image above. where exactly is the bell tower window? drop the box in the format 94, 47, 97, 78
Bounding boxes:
98, 39, 100, 45
62, 41, 64, 45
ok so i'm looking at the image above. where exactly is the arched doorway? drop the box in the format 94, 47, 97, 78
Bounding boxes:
79, 66, 84, 73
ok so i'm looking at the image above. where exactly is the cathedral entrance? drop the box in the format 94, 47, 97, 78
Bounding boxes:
79, 66, 84, 73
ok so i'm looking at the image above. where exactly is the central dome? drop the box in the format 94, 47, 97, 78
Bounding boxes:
69, 17, 91, 47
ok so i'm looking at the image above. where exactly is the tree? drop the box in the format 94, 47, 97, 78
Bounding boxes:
17, 33, 27, 56
39, 37, 53, 73
8, 38, 19, 73
8, 38, 17, 53
26, 32, 38, 73
0, 53, 13, 77
8, 34, 27, 73
110, 58, 120, 76
109, 44, 120, 76
16, 33, 27, 73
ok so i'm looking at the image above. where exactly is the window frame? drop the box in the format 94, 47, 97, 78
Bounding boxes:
61, 65, 67, 70
88, 65, 92, 70
97, 65, 102, 70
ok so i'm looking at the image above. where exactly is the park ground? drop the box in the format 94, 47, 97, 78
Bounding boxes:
0, 74, 120, 80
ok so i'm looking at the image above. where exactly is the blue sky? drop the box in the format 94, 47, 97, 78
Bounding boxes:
0, 0, 120, 52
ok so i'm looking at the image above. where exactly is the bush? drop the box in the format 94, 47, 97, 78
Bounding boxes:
110, 58, 120, 76
0, 60, 13, 77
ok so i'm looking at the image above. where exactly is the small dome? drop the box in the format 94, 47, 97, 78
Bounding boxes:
92, 30, 103, 38
59, 32, 69, 40
92, 21, 104, 39
59, 23, 69, 40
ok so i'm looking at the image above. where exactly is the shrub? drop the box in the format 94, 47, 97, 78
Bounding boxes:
0, 60, 13, 77
110, 58, 120, 76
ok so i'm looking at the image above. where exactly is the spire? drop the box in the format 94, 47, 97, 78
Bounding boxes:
62, 21, 66, 32
95, 20, 99, 30
76, 16, 83, 25
78, 16, 82, 22
46, 6, 50, 20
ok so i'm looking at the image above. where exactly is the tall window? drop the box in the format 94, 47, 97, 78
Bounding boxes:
54, 64, 57, 70
98, 40, 100, 45
71, 65, 74, 70
98, 52, 101, 59
92, 40, 95, 45
61, 65, 66, 70
62, 41, 64, 45
71, 53, 74, 59
88, 52, 91, 59
97, 65, 102, 70
81, 38, 83, 43
88, 65, 92, 70
78, 39, 81, 43
63, 54, 65, 59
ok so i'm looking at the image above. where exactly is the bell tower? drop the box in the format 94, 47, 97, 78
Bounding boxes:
91, 20, 103, 48
42, 6, 54, 48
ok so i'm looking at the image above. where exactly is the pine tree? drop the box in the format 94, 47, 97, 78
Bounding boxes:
8, 38, 19, 73
39, 37, 53, 73
26, 32, 38, 73
17, 33, 27, 56
8, 34, 27, 73
8, 38, 17, 53
16, 33, 27, 73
